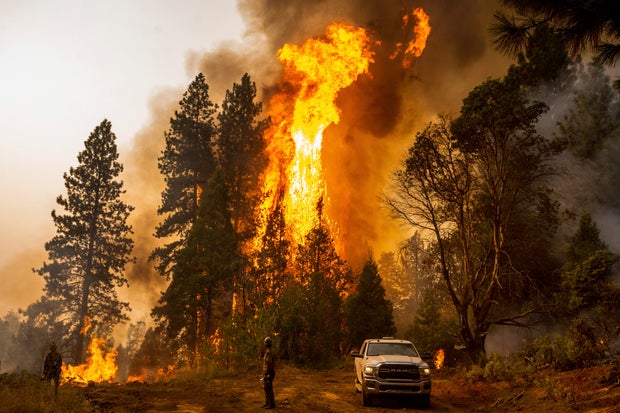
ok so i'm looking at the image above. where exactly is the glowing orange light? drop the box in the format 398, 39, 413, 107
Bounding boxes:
127, 365, 176, 383
260, 23, 374, 245
391, 7, 431, 68
434, 348, 445, 370
61, 337, 118, 384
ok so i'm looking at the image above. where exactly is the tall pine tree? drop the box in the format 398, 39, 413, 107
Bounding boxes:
152, 169, 240, 366
151, 73, 218, 278
216, 73, 269, 317
292, 199, 350, 366
344, 257, 395, 348
35, 119, 134, 363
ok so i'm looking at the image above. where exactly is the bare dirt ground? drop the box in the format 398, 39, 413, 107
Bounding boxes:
78, 361, 620, 413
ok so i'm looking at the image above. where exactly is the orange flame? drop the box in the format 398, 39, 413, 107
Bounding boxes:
127, 365, 176, 383
434, 348, 445, 370
61, 337, 118, 384
260, 23, 374, 245
391, 7, 431, 68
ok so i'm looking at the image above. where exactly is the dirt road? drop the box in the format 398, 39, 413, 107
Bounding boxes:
82, 362, 620, 412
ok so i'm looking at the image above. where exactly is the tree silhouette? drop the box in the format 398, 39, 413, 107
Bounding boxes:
216, 73, 269, 317
152, 169, 240, 366
151, 73, 218, 278
344, 257, 395, 348
35, 119, 134, 363
492, 0, 620, 66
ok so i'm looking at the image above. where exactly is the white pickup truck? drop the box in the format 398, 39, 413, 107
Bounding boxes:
350, 338, 432, 407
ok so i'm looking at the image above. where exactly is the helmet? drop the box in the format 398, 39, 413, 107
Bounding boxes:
264, 337, 272, 347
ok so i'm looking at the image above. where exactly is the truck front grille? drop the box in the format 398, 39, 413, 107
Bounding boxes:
377, 364, 420, 380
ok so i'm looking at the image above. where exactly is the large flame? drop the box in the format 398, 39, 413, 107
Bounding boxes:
391, 7, 431, 68
61, 337, 118, 384
260, 23, 374, 245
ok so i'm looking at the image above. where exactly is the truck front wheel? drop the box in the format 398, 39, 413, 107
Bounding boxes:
362, 388, 372, 407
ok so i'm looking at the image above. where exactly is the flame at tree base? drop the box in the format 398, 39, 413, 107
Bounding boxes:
61, 337, 118, 385
434, 348, 445, 370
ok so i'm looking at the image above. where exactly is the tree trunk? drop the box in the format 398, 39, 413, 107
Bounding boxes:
75, 279, 91, 364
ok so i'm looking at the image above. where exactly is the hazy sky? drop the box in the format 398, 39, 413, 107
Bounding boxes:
0, 0, 245, 314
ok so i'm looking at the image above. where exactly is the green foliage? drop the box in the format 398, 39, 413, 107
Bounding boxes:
152, 170, 240, 366
519, 318, 608, 371
272, 201, 351, 368
464, 353, 522, 382
34, 119, 134, 363
216, 73, 270, 319
407, 288, 458, 364
554, 213, 620, 359
558, 62, 620, 160
492, 0, 620, 67
505, 24, 574, 94
152, 73, 218, 278
217, 73, 269, 240
344, 257, 396, 348
388, 67, 559, 364
564, 213, 607, 271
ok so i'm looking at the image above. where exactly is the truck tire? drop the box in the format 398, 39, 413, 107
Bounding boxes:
362, 388, 372, 407
419, 393, 430, 408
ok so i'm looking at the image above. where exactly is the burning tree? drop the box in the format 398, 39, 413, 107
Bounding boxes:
216, 73, 270, 317
385, 72, 561, 363
34, 119, 134, 363
276, 199, 351, 366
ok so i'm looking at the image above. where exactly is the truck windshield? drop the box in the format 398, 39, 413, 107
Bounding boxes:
366, 343, 418, 357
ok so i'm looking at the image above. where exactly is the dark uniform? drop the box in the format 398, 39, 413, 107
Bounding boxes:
43, 343, 62, 396
262, 337, 276, 409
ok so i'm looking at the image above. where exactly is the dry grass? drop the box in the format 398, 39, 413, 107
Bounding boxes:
0, 371, 89, 413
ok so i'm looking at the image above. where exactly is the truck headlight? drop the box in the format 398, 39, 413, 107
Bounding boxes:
364, 365, 376, 375
422, 367, 431, 376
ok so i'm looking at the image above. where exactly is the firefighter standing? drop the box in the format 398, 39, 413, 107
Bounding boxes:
43, 343, 62, 396
261, 336, 276, 409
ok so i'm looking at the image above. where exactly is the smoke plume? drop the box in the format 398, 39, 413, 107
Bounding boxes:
120, 0, 513, 320
209, 0, 511, 267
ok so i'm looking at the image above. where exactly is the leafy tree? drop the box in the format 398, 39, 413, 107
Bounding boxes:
408, 288, 458, 365
491, 0, 620, 68
152, 169, 240, 366
386, 74, 560, 364
344, 257, 395, 348
504, 23, 575, 96
34, 119, 134, 363
151, 73, 218, 278
558, 62, 620, 160
564, 213, 608, 270
553, 214, 620, 364
216, 73, 270, 317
